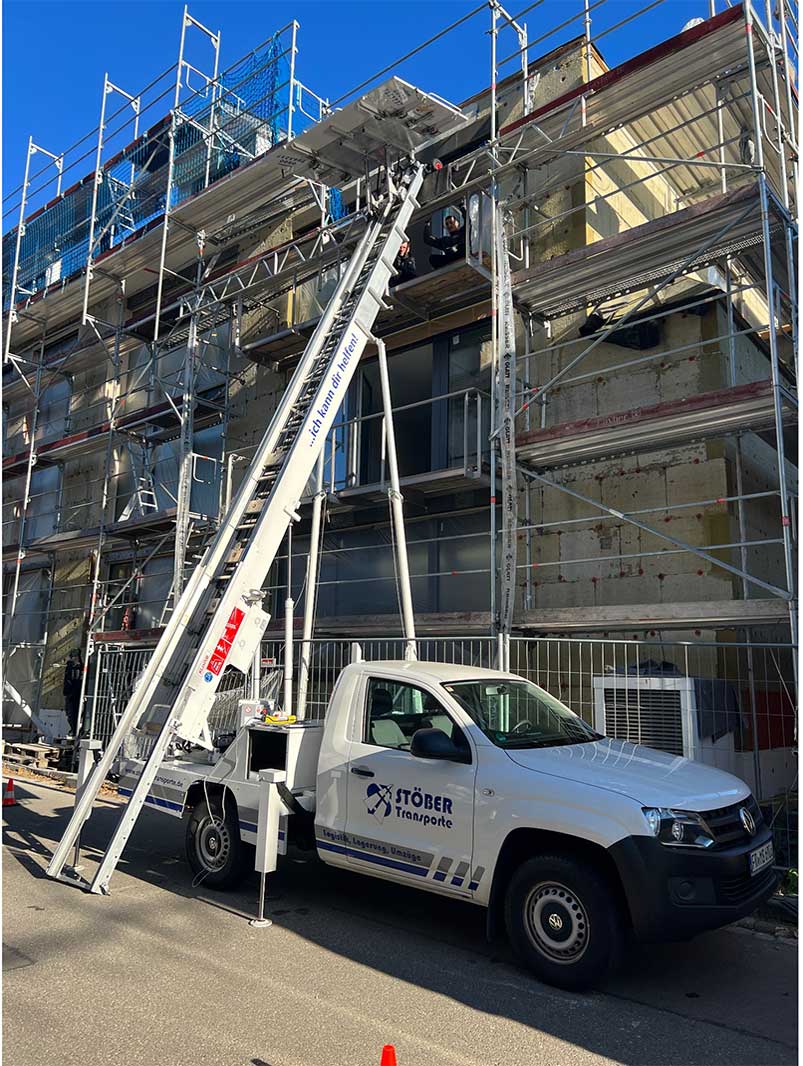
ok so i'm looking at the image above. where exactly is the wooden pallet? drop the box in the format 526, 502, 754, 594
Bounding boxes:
5, 742, 64, 770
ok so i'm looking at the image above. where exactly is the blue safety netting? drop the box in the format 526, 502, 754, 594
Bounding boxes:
2, 30, 313, 312
328, 187, 347, 221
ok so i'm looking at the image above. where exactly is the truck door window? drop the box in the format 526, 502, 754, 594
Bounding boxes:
365, 678, 456, 750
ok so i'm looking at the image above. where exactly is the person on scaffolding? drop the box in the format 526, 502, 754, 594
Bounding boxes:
63, 648, 83, 739
390, 240, 417, 287
423, 208, 465, 270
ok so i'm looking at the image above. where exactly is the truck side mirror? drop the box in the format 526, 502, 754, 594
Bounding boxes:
410, 727, 471, 764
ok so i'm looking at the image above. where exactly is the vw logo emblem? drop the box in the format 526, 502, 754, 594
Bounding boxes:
548, 913, 564, 931
740, 807, 756, 836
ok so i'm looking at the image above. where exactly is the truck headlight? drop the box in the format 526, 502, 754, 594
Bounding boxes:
642, 808, 715, 848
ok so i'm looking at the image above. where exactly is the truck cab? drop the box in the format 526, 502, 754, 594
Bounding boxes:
312, 661, 777, 989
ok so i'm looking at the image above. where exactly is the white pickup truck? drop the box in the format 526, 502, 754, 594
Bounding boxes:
121, 659, 777, 990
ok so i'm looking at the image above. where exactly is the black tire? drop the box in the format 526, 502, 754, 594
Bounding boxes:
185, 793, 250, 890
504, 853, 624, 991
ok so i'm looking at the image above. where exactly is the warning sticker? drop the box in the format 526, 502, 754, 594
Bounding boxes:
204, 606, 245, 677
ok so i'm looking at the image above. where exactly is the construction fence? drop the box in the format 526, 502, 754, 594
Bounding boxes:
85, 632, 797, 870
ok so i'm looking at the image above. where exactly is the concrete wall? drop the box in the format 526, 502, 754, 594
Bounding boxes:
515, 293, 794, 628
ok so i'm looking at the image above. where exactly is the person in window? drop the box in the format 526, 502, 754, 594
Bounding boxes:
423, 211, 465, 270
63, 648, 83, 738
390, 241, 417, 287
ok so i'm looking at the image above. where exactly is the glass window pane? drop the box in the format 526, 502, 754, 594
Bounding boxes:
365, 677, 455, 749
447, 326, 491, 466
359, 345, 433, 484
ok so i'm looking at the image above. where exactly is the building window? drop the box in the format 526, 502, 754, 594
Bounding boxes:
445, 324, 491, 467
103, 555, 174, 633
358, 343, 434, 484
329, 320, 492, 492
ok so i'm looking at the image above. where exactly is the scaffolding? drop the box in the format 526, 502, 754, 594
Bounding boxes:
3, 8, 327, 732
2, 1, 797, 840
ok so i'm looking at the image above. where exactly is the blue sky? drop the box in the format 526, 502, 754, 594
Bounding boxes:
3, 0, 711, 228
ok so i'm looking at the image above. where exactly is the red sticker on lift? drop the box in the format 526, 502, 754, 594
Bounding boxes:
205, 606, 245, 676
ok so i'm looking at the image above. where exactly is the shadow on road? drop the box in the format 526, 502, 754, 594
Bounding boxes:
3, 778, 797, 1066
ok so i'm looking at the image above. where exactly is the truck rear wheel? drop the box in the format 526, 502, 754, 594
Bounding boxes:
504, 853, 624, 991
185, 794, 250, 890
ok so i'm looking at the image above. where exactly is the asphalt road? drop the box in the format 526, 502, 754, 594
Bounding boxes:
3, 777, 798, 1066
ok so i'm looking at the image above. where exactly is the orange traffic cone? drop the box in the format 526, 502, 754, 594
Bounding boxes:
2, 779, 17, 807
380, 1047, 397, 1066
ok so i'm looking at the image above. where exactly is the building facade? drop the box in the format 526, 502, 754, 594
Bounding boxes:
2, 1, 797, 802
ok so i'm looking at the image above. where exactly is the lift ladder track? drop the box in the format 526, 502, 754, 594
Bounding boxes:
46, 161, 425, 894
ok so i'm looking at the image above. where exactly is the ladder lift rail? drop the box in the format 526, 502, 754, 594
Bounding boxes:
46, 161, 426, 892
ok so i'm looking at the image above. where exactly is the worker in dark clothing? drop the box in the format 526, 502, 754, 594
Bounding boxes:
390, 240, 417, 287
423, 212, 465, 270
63, 648, 83, 738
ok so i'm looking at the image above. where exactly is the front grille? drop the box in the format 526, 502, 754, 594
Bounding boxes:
717, 863, 777, 905
701, 795, 764, 847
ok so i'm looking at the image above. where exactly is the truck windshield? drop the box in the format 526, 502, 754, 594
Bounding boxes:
442, 679, 601, 749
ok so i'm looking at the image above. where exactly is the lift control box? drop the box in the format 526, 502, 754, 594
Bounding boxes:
237, 699, 274, 730
245, 720, 324, 791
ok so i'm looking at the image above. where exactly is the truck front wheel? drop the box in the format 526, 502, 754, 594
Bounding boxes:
185, 794, 250, 890
504, 854, 624, 991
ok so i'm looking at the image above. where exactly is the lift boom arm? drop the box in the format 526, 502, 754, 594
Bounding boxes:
46, 160, 426, 894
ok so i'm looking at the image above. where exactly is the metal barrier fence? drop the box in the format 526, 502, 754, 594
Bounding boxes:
83, 640, 275, 757
84, 644, 153, 748
85, 633, 797, 869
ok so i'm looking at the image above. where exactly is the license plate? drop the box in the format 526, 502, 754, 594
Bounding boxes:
749, 840, 774, 876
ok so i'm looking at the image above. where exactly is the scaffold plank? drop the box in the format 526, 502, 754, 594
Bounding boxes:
516, 380, 794, 468
512, 186, 779, 319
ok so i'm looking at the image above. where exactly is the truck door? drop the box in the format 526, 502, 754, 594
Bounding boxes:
341, 675, 477, 895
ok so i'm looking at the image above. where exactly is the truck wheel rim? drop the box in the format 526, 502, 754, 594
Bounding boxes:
524, 881, 589, 964
197, 816, 230, 871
